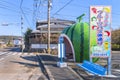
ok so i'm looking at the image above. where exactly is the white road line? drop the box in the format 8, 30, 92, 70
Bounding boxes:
8, 52, 13, 55
0, 52, 7, 55
5, 52, 13, 57
28, 53, 31, 55
3, 52, 8, 54
113, 69, 120, 72
0, 53, 5, 56
19, 52, 22, 55
24, 53, 28, 55
0, 58, 4, 61
30, 53, 34, 55
12, 52, 17, 55
0, 52, 35, 56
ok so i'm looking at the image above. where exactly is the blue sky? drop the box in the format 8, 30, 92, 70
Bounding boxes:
0, 0, 120, 36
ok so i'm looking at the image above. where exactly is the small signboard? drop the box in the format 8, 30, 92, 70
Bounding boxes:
58, 43, 64, 58
90, 6, 111, 57
13, 39, 22, 46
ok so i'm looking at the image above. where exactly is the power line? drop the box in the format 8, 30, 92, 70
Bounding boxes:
0, 1, 33, 16
0, 2, 19, 11
36, 0, 43, 20
37, 0, 48, 20
32, 0, 44, 27
52, 1, 120, 17
20, 0, 23, 8
0, 3, 32, 15
0, 5, 20, 13
0, 0, 33, 12
53, 0, 73, 16
21, 7, 32, 28
20, 0, 32, 28
32, 0, 39, 28
0, 12, 20, 16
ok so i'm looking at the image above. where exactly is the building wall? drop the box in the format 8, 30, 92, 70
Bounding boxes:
28, 18, 75, 52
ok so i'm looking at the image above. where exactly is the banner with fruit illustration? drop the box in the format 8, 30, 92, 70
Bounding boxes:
90, 6, 111, 57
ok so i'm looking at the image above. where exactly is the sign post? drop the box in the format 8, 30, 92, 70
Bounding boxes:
90, 6, 111, 75
57, 36, 67, 68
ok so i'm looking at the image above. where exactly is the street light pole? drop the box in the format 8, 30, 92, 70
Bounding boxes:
47, 0, 51, 54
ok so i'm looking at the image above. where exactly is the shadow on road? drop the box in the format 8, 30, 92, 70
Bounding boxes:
7, 47, 22, 52
10, 61, 39, 67
10, 55, 39, 68
20, 55, 38, 62
39, 55, 58, 62
10, 54, 50, 79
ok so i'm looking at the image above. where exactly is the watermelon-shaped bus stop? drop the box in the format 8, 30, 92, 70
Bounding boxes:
59, 14, 90, 62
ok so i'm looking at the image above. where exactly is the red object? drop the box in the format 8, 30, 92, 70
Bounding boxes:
92, 25, 97, 30
104, 31, 110, 36
92, 8, 97, 14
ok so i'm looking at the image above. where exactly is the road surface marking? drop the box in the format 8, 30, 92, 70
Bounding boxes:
12, 52, 17, 55
8, 52, 13, 55
18, 52, 22, 55
0, 53, 5, 55
0, 58, 4, 61
113, 69, 120, 72
28, 53, 32, 55
0, 52, 7, 55
24, 53, 28, 55
0, 52, 34, 56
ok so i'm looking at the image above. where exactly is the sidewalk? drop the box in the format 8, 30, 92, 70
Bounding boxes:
37, 53, 83, 80
37, 53, 120, 80
0, 53, 47, 80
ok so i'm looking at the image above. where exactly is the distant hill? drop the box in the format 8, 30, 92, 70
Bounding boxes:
0, 35, 21, 39
0, 35, 21, 43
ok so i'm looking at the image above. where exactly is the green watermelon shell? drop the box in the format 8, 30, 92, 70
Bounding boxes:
62, 22, 90, 62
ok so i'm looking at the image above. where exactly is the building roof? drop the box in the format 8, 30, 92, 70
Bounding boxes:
31, 18, 75, 34
36, 18, 75, 29
31, 30, 41, 33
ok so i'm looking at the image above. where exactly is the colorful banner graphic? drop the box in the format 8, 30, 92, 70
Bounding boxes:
90, 6, 111, 57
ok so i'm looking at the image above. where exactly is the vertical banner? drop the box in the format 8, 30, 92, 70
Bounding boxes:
90, 6, 111, 57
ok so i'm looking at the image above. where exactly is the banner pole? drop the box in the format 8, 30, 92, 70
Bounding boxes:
108, 56, 111, 75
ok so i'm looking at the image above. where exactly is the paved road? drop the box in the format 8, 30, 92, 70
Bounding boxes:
0, 47, 20, 52
0, 47, 47, 80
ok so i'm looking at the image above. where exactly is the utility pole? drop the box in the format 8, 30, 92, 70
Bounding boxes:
21, 16, 23, 53
47, 0, 51, 54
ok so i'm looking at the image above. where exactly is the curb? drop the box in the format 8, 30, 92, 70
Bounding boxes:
37, 54, 84, 80
37, 54, 55, 80
68, 66, 84, 80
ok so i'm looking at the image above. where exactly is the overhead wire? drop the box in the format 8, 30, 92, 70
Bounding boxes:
1, 0, 119, 28
32, 0, 39, 28
52, 0, 73, 17
0, 3, 31, 15
0, 5, 20, 13
52, 1, 120, 19
36, 0, 42, 17
0, 12, 20, 16
0, 0, 33, 12
32, 0, 44, 27
20, 0, 32, 28
52, 0, 120, 29
39, 0, 48, 20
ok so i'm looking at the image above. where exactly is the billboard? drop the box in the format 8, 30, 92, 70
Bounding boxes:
90, 6, 111, 57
